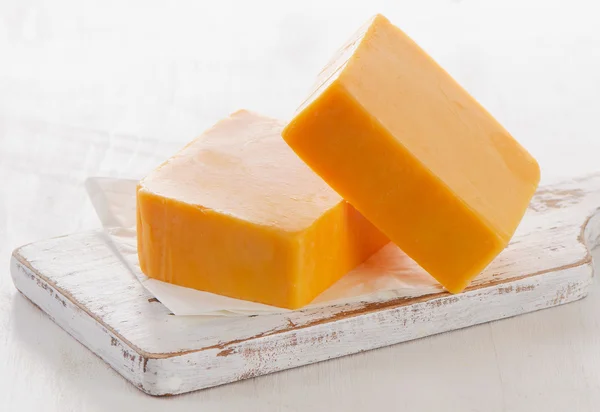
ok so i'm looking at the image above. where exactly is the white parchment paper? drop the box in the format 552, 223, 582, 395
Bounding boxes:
85, 177, 442, 316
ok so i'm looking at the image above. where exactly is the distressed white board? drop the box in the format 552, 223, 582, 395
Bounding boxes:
10, 174, 600, 396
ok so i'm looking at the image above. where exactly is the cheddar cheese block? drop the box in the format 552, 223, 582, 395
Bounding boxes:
282, 14, 540, 293
137, 111, 387, 309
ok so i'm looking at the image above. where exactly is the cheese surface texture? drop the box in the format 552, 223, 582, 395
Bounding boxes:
137, 111, 387, 309
282, 15, 540, 293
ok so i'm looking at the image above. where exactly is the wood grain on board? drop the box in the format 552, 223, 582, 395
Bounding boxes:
10, 174, 600, 396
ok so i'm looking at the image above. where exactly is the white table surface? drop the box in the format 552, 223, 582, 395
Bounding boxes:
1, 0, 600, 410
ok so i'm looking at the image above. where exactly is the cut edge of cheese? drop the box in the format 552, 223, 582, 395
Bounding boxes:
136, 184, 307, 309
284, 82, 507, 293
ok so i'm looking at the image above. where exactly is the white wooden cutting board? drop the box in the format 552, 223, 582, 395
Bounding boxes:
10, 174, 600, 396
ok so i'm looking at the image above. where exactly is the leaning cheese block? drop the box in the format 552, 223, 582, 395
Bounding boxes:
282, 14, 540, 293
137, 111, 387, 309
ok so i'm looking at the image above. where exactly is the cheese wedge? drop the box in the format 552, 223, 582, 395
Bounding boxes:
282, 14, 540, 293
137, 111, 387, 309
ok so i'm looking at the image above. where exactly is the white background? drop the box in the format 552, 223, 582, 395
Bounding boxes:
1, 0, 600, 410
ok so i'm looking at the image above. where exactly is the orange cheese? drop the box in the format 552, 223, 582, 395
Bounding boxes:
282, 14, 540, 293
137, 110, 387, 309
